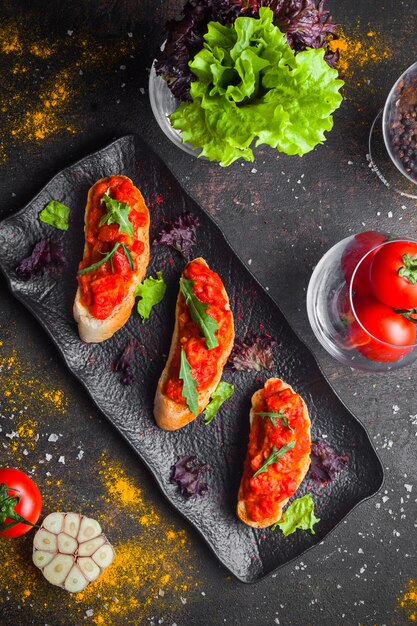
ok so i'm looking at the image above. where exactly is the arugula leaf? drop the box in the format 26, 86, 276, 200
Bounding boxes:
170, 7, 343, 166
253, 441, 295, 478
39, 200, 70, 230
254, 410, 294, 432
78, 243, 134, 275
203, 381, 234, 425
100, 189, 134, 238
134, 271, 167, 320
78, 243, 121, 275
179, 347, 199, 416
121, 244, 134, 271
272, 494, 320, 536
180, 278, 219, 349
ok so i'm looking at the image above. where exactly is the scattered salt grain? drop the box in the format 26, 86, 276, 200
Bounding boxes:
48, 433, 59, 442
251, 168, 257, 174
405, 484, 413, 492
77, 450, 84, 461
388, 211, 393, 218
58, 456, 65, 464
392, 405, 400, 415
85, 609, 94, 617
45, 454, 52, 461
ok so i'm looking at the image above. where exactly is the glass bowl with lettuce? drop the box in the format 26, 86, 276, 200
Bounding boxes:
150, 1, 344, 166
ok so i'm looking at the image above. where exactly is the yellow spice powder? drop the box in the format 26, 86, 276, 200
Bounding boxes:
331, 28, 392, 79
398, 579, 417, 621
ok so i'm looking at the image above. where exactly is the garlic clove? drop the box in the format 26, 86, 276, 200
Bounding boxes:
42, 512, 65, 534
63, 513, 81, 539
43, 554, 74, 586
33, 550, 55, 569
77, 516, 101, 543
92, 543, 115, 569
77, 557, 101, 582
64, 565, 89, 593
33, 529, 58, 553
57, 532, 78, 555
77, 535, 105, 557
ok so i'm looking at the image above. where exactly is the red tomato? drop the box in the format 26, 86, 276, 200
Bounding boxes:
370, 241, 417, 309
341, 231, 387, 296
0, 468, 42, 538
349, 296, 416, 362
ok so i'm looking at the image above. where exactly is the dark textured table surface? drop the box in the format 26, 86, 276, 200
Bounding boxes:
0, 1, 416, 625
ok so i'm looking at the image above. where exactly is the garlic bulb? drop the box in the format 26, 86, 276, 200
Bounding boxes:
33, 512, 115, 592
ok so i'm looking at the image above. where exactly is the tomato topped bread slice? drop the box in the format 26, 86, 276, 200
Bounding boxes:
237, 378, 311, 528
74, 175, 150, 343
154, 257, 234, 430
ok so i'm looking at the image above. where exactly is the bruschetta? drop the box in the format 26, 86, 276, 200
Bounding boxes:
154, 257, 234, 430
237, 378, 311, 528
73, 175, 150, 343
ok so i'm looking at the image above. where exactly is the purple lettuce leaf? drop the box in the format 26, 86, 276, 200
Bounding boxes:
170, 455, 210, 498
113, 340, 138, 385
15, 239, 66, 280
155, 0, 340, 101
153, 212, 200, 258
309, 439, 349, 483
228, 333, 278, 372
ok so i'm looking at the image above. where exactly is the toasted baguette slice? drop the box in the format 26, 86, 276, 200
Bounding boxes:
73, 175, 150, 343
237, 378, 311, 528
154, 257, 234, 430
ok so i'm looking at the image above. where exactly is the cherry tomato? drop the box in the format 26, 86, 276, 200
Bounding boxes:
0, 468, 42, 538
349, 296, 416, 362
341, 231, 387, 296
370, 241, 417, 309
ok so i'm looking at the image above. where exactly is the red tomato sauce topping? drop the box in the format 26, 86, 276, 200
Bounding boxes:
77, 176, 148, 320
241, 379, 311, 523
164, 260, 232, 404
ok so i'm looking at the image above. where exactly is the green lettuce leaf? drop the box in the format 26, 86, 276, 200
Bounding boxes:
272, 494, 320, 536
134, 271, 166, 320
170, 7, 343, 166
39, 200, 70, 230
203, 381, 234, 425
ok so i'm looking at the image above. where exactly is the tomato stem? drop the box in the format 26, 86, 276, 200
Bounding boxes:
394, 307, 417, 324
0, 483, 39, 532
398, 253, 417, 285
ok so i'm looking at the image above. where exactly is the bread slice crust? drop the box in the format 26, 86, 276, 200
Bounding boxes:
237, 378, 311, 528
154, 257, 234, 431
73, 175, 150, 343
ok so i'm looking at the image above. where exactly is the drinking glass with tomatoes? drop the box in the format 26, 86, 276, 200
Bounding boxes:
307, 232, 417, 371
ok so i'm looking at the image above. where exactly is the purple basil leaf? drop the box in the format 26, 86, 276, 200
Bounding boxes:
309, 439, 349, 483
15, 239, 66, 280
155, 0, 340, 101
170, 455, 209, 498
113, 340, 138, 385
228, 333, 278, 372
154, 212, 200, 258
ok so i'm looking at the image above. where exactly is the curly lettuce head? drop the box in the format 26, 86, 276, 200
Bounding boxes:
170, 7, 343, 166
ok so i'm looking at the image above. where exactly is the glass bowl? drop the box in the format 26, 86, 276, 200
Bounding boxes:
148, 62, 202, 158
368, 61, 417, 198
383, 60, 417, 185
307, 233, 417, 371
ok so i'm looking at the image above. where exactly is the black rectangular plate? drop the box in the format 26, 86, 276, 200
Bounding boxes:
0, 135, 383, 582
